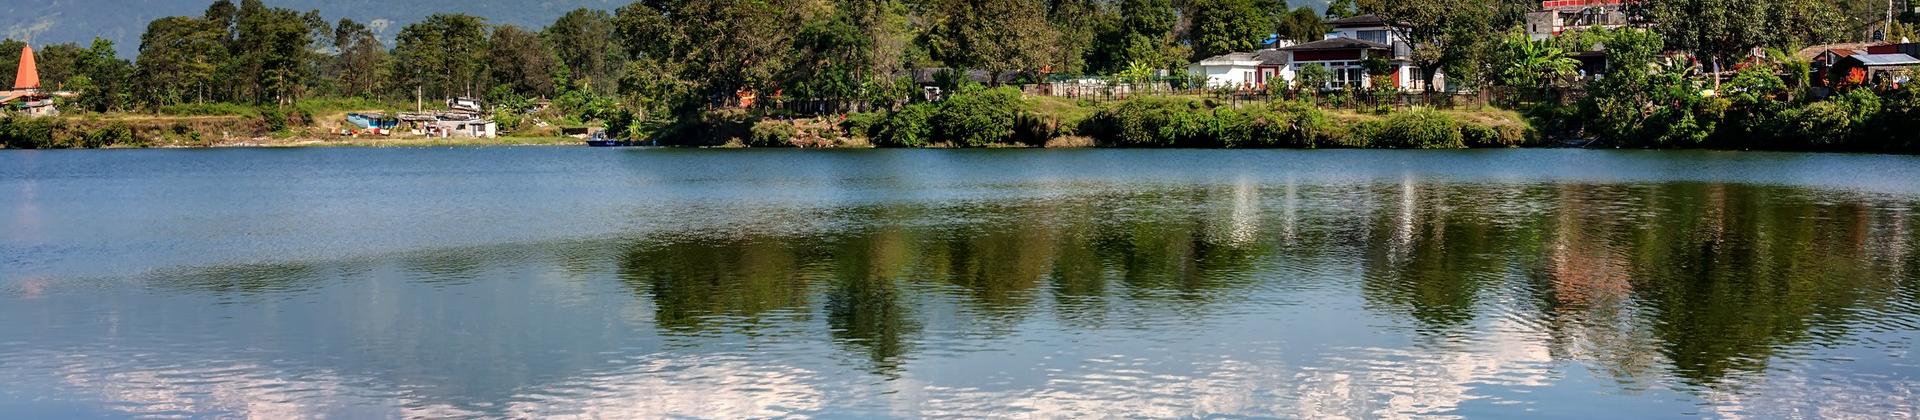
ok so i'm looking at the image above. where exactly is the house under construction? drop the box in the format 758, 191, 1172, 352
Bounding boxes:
1526, 0, 1637, 40
396, 97, 497, 138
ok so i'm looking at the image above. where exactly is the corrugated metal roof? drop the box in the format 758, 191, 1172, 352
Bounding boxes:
1852, 53, 1920, 66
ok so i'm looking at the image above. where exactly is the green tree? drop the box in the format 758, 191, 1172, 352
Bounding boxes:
785, 10, 869, 104
135, 16, 229, 105
1277, 7, 1330, 44
0, 39, 22, 85
487, 25, 559, 98
392, 14, 491, 99
1581, 28, 1722, 146
1186, 0, 1285, 61
1047, 0, 1114, 74
922, 0, 1060, 83
1495, 30, 1578, 91
1637, 0, 1842, 64
1326, 0, 1359, 19
1105, 0, 1179, 72
73, 39, 136, 112
544, 8, 622, 93
1361, 0, 1525, 90
220, 0, 320, 104
614, 0, 805, 101
330, 18, 388, 98
31, 43, 86, 89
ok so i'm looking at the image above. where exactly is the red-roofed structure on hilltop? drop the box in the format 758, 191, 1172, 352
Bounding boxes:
2, 44, 58, 117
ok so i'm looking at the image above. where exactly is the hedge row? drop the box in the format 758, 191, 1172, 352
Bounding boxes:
1082, 98, 1527, 149
857, 94, 1530, 149
0, 118, 139, 149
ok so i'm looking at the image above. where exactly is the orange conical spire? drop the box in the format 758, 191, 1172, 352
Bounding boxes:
14, 44, 40, 91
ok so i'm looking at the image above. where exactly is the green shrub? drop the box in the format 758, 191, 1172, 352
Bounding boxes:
1372, 110, 1465, 149
1337, 119, 1384, 148
654, 109, 752, 146
934, 86, 1027, 146
841, 112, 884, 140
260, 108, 290, 132
1275, 100, 1336, 148
83, 123, 134, 148
874, 103, 936, 147
156, 102, 261, 117
1212, 105, 1293, 148
1780, 101, 1855, 147
0, 117, 58, 149
1865, 87, 1920, 151
1086, 96, 1212, 147
1521, 102, 1581, 141
1462, 121, 1527, 148
749, 121, 798, 147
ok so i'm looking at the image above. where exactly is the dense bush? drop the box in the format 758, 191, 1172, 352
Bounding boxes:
873, 103, 935, 147
0, 118, 141, 149
1084, 98, 1485, 149
749, 121, 798, 147
1864, 88, 1920, 151
82, 123, 135, 148
1461, 121, 1528, 148
841, 112, 884, 141
0, 117, 60, 149
932, 87, 1027, 147
1369, 110, 1465, 149
1277, 101, 1339, 148
654, 109, 752, 146
1339, 120, 1384, 148
1084, 96, 1214, 147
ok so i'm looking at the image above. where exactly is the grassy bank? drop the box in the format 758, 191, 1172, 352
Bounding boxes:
0, 98, 598, 149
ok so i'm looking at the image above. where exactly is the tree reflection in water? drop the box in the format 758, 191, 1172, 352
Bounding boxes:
117, 181, 1920, 411
596, 181, 1918, 389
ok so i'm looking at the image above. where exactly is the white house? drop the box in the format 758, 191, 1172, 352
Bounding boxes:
1301, 14, 1434, 91
1189, 52, 1264, 89
1187, 49, 1295, 90
1186, 15, 1444, 92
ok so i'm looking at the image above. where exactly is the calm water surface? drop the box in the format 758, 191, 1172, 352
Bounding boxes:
2, 148, 1918, 418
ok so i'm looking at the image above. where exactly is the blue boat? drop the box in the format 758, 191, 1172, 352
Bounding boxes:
585, 131, 636, 147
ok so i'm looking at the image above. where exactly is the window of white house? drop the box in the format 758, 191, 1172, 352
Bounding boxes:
1340, 67, 1366, 88
1358, 30, 1389, 44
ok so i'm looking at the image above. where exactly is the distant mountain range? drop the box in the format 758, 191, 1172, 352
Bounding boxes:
4, 0, 1328, 57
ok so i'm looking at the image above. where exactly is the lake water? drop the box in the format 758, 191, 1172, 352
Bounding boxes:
2, 148, 1918, 418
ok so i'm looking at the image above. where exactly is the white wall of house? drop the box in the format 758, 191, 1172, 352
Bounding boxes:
1278, 58, 1439, 91
1188, 59, 1263, 89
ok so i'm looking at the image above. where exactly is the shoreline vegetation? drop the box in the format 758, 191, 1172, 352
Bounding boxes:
3, 0, 1918, 153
